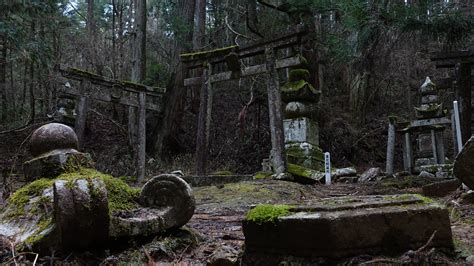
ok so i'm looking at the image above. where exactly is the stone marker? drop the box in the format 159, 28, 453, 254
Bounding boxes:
243, 194, 453, 258
23, 123, 93, 180
454, 136, 474, 190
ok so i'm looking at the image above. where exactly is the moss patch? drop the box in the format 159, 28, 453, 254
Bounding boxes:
246, 204, 292, 224
289, 69, 310, 82
253, 172, 272, 179
180, 45, 238, 59
7, 168, 140, 218
211, 170, 234, 176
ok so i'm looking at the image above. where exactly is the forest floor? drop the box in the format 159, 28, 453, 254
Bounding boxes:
0, 177, 472, 265
0, 120, 473, 265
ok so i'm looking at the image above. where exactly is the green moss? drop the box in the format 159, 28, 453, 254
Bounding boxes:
24, 217, 53, 246
7, 178, 55, 218
6, 168, 140, 218
287, 163, 324, 180
119, 175, 138, 184
69, 67, 102, 79
453, 237, 474, 258
246, 204, 292, 224
289, 69, 310, 82
180, 45, 238, 59
253, 172, 272, 179
101, 173, 141, 212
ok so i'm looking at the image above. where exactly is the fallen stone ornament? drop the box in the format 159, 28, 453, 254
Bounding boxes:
0, 123, 195, 252
243, 194, 453, 258
453, 136, 474, 190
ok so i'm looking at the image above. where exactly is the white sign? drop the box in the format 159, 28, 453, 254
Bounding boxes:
453, 101, 463, 153
324, 152, 331, 185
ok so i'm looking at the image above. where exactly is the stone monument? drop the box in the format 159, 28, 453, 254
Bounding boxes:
280, 67, 324, 182
0, 123, 196, 252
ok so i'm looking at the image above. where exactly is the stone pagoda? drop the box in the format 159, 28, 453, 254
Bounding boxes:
281, 66, 324, 177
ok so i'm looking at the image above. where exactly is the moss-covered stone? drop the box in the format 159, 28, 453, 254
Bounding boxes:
286, 144, 324, 171
180, 45, 238, 59
281, 80, 320, 103
289, 69, 310, 82
414, 103, 443, 118
287, 163, 325, 184
7, 168, 140, 219
246, 204, 292, 224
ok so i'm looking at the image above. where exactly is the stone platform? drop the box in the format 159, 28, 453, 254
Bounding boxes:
243, 194, 453, 258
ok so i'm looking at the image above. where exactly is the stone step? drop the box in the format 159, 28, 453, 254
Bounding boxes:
243, 194, 453, 258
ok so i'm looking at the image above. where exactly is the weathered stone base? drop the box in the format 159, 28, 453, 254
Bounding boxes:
286, 142, 324, 171
243, 194, 453, 258
23, 149, 93, 180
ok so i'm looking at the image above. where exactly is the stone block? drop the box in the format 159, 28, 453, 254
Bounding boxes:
284, 101, 319, 119
284, 118, 319, 146
417, 134, 432, 153
23, 150, 93, 180
243, 194, 453, 258
286, 142, 324, 170
281, 81, 320, 103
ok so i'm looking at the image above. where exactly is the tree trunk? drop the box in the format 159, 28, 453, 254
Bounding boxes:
193, 0, 206, 50
153, 0, 195, 157
130, 0, 147, 181
112, 0, 117, 78
0, 33, 6, 122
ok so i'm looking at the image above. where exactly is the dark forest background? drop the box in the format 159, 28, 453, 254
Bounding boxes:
0, 0, 473, 177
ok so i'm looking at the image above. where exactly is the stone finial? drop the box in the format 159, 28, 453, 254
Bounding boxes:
420, 76, 436, 95
29, 123, 79, 157
24, 123, 92, 180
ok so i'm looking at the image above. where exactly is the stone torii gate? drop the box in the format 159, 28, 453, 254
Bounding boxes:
180, 26, 309, 176
57, 66, 165, 181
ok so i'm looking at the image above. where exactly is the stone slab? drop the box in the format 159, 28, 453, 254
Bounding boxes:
422, 179, 461, 197
283, 118, 319, 146
243, 194, 453, 258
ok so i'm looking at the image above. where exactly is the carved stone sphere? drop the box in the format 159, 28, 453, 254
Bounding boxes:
29, 123, 79, 157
